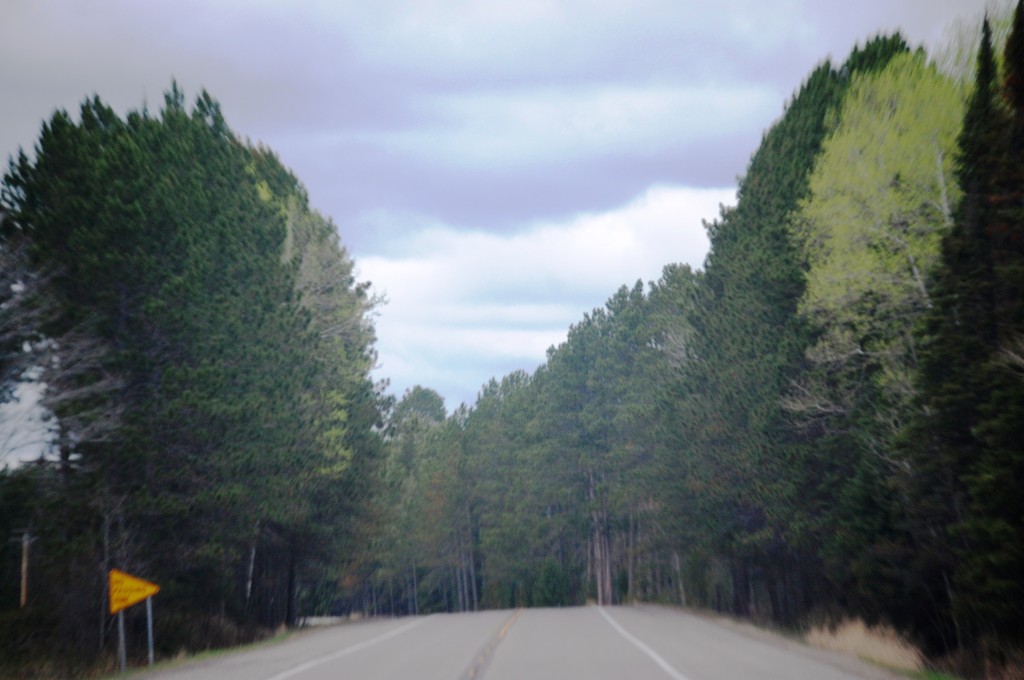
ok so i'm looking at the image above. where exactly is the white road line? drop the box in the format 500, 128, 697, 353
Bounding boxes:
265, 617, 429, 680
598, 607, 692, 680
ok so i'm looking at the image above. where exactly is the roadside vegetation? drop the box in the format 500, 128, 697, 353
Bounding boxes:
2, 3, 1022, 679
358, 6, 1024, 678
805, 618, 924, 673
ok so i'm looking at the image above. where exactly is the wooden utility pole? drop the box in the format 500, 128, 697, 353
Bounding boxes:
20, 531, 29, 608
8, 529, 33, 608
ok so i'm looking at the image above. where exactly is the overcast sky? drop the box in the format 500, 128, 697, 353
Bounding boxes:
1, 0, 994, 413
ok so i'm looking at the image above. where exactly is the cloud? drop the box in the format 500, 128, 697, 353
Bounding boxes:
355, 84, 778, 169
1, 0, 993, 415
0, 376, 55, 468
357, 184, 733, 407
311, 0, 823, 87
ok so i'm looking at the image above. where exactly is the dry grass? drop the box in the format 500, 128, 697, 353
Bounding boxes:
938, 645, 1024, 680
805, 618, 924, 672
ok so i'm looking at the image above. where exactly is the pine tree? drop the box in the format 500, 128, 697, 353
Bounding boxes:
1, 85, 385, 651
904, 17, 1017, 648
788, 50, 964, 628
954, 1, 1024, 644
670, 35, 908, 623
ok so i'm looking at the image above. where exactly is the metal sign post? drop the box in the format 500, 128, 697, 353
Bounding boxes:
117, 610, 127, 672
146, 596, 155, 666
108, 569, 160, 672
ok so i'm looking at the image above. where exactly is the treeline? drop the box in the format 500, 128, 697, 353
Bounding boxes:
0, 86, 385, 670
2, 4, 1023, 678
364, 9, 1024, 668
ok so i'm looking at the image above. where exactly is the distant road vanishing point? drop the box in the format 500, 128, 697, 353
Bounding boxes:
150, 605, 904, 680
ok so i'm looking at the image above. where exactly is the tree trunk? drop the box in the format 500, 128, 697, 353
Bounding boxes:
768, 564, 782, 623
412, 563, 419, 615
408, 572, 414, 616
460, 538, 470, 612
593, 516, 606, 605
451, 567, 460, 613
458, 559, 467, 612
673, 551, 686, 607
468, 549, 479, 611
627, 510, 635, 602
466, 509, 479, 611
245, 520, 260, 614
603, 527, 613, 605
589, 532, 598, 598
285, 545, 297, 628
748, 564, 758, 619
589, 470, 611, 606
100, 513, 110, 652
731, 558, 749, 616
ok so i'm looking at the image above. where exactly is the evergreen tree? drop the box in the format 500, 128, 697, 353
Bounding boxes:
904, 16, 1024, 648
954, 1, 1024, 645
788, 51, 964, 627
669, 35, 908, 623
1, 85, 384, 655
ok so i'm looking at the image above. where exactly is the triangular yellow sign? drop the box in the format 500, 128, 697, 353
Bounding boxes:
109, 569, 160, 614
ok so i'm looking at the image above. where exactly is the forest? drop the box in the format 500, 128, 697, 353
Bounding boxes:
2, 4, 1023, 679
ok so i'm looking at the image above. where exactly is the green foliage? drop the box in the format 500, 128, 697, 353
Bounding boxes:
393, 386, 446, 426
349, 13, 1023, 665
355, 32, 1024, 655
359, 270, 693, 613
786, 52, 965, 627
797, 53, 963, 398
0, 85, 383, 662
659, 35, 911, 625
904, 6, 1024, 647
934, 0, 1016, 83
6, 5, 1024, 670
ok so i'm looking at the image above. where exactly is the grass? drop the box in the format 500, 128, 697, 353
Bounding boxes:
0, 628, 298, 680
108, 627, 297, 678
805, 618, 925, 673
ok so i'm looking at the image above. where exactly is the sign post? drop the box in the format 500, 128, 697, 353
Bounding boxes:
117, 609, 127, 672
20, 531, 29, 608
146, 596, 155, 666
109, 569, 160, 672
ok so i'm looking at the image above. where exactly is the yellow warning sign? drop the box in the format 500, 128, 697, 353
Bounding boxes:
109, 569, 160, 614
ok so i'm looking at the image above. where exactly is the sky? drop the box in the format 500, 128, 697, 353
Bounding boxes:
0, 0, 995, 421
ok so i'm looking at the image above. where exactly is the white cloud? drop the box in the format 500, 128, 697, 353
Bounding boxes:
306, 0, 825, 82
357, 184, 734, 407
3, 0, 992, 414
316, 0, 682, 75
356, 84, 778, 168
0, 377, 56, 468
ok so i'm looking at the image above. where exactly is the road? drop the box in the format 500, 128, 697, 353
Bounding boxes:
150, 606, 903, 680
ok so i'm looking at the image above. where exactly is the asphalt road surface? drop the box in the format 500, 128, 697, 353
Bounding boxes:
150, 606, 904, 680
